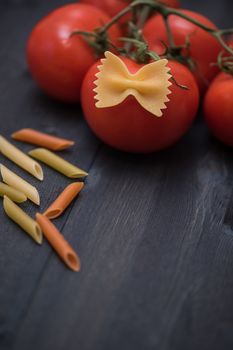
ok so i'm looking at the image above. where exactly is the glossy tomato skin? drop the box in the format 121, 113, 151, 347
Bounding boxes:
162, 0, 180, 7
79, 0, 180, 31
80, 0, 180, 18
27, 4, 121, 102
80, 0, 129, 21
81, 58, 199, 153
143, 10, 222, 94
80, 0, 131, 32
204, 72, 233, 147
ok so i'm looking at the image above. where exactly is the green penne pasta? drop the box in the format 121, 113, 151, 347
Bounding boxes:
0, 135, 43, 180
0, 182, 27, 203
29, 148, 88, 179
3, 196, 43, 244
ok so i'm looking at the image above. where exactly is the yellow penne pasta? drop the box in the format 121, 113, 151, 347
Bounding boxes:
0, 164, 40, 205
0, 182, 27, 203
29, 148, 88, 179
0, 135, 43, 180
3, 196, 43, 244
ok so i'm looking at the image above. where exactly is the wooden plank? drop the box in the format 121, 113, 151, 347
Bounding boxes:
10, 120, 233, 350
0, 4, 99, 349
0, 1, 233, 350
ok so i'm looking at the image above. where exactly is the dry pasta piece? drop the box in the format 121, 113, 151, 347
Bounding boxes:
94, 51, 171, 117
29, 148, 88, 178
36, 213, 80, 272
44, 182, 84, 219
0, 135, 43, 181
12, 128, 74, 151
3, 196, 43, 244
0, 182, 27, 203
0, 164, 40, 205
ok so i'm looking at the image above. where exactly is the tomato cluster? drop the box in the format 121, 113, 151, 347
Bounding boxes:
27, 1, 233, 153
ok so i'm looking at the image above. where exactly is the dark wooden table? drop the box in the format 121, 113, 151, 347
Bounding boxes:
0, 1, 233, 349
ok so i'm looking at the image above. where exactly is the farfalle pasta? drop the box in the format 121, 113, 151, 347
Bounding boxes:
94, 51, 172, 117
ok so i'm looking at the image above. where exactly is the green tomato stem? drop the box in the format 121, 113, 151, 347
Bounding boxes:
163, 15, 175, 49
72, 0, 233, 73
99, 0, 233, 61
124, 4, 152, 54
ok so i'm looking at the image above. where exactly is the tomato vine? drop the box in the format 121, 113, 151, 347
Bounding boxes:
73, 0, 233, 75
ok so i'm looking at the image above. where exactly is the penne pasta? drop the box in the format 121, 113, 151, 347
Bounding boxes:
0, 135, 43, 181
44, 182, 84, 219
12, 128, 74, 151
3, 196, 43, 244
0, 182, 27, 203
0, 164, 40, 205
29, 148, 88, 179
36, 213, 80, 272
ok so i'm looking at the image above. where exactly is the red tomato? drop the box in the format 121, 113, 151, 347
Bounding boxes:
226, 40, 233, 52
27, 4, 122, 102
80, 0, 180, 18
80, 0, 129, 21
79, 0, 180, 31
204, 71, 233, 147
162, 0, 180, 7
81, 58, 199, 153
143, 10, 222, 93
80, 0, 131, 32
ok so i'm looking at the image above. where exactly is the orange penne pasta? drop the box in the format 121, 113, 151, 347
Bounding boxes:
36, 213, 80, 272
44, 182, 84, 219
12, 128, 74, 151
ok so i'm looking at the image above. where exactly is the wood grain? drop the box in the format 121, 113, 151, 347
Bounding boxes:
0, 1, 233, 350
